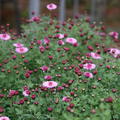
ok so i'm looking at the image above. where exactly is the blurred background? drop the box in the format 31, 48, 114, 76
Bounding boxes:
0, 0, 120, 33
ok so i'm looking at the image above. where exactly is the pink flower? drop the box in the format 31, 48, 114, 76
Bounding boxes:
9, 90, 18, 96
42, 81, 58, 88
15, 47, 29, 54
13, 43, 24, 48
84, 72, 93, 78
57, 34, 64, 39
44, 75, 52, 80
58, 40, 65, 45
108, 48, 120, 58
90, 52, 102, 59
83, 63, 96, 70
31, 16, 40, 22
47, 3, 57, 10
37, 40, 42, 45
0, 116, 10, 120
62, 96, 71, 102
44, 37, 50, 44
104, 97, 113, 103
41, 66, 49, 72
0, 33, 11, 40
39, 46, 45, 53
65, 38, 77, 44
109, 32, 119, 39
23, 90, 30, 96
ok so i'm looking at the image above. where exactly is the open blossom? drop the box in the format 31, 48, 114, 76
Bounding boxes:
39, 46, 45, 53
9, 90, 18, 96
47, 3, 57, 10
84, 72, 93, 78
109, 32, 119, 39
90, 52, 102, 59
57, 34, 64, 39
65, 38, 77, 44
42, 81, 58, 88
23, 90, 30, 96
108, 48, 120, 58
41, 66, 49, 72
44, 75, 52, 80
0, 33, 11, 40
44, 37, 50, 44
83, 63, 96, 70
62, 96, 71, 102
0, 116, 10, 120
58, 40, 65, 45
15, 47, 28, 54
13, 43, 24, 48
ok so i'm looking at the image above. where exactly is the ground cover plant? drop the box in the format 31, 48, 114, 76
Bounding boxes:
0, 3, 120, 120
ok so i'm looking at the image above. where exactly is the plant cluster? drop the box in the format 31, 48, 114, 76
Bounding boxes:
0, 4, 120, 120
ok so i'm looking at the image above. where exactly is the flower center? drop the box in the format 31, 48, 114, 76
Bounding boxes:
48, 82, 53, 86
3, 34, 7, 38
20, 48, 24, 52
49, 4, 53, 8
69, 38, 73, 41
87, 64, 92, 68
86, 73, 90, 77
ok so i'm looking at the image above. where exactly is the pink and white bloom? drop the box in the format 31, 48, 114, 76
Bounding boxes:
84, 72, 93, 78
47, 3, 57, 10
83, 63, 96, 70
9, 90, 18, 96
0, 33, 11, 40
41, 66, 49, 72
0, 116, 10, 120
44, 37, 50, 44
13, 43, 24, 48
58, 40, 65, 45
44, 75, 52, 80
42, 81, 58, 88
15, 47, 28, 54
23, 90, 30, 96
65, 38, 77, 44
90, 52, 102, 59
57, 34, 64, 39
109, 32, 119, 39
62, 96, 71, 102
108, 48, 120, 58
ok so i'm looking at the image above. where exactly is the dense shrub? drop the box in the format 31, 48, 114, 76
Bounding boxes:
0, 15, 120, 120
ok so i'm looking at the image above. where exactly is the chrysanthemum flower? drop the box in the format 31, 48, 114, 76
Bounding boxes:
62, 96, 71, 102
42, 81, 58, 88
108, 48, 120, 58
15, 47, 28, 54
13, 43, 24, 48
46, 3, 57, 10
44, 37, 50, 44
44, 75, 52, 80
90, 52, 102, 59
0, 33, 11, 40
109, 32, 119, 39
0, 116, 10, 120
84, 72, 93, 78
23, 90, 30, 96
41, 66, 49, 72
57, 34, 64, 39
31, 16, 40, 22
58, 40, 65, 45
83, 63, 96, 70
65, 38, 77, 44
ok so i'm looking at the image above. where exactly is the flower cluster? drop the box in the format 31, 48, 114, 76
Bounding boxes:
0, 3, 120, 120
